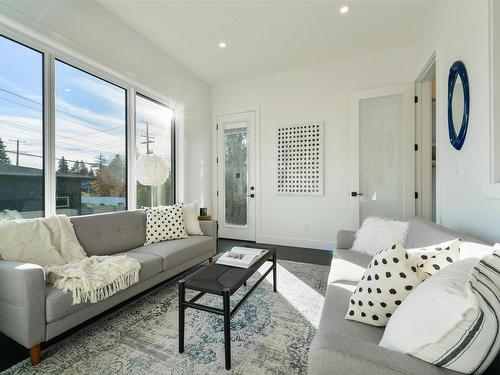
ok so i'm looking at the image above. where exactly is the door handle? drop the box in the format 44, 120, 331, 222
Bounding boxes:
351, 192, 363, 197
246, 193, 255, 198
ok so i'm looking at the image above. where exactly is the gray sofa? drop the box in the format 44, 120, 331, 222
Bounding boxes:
308, 217, 494, 375
0, 210, 217, 365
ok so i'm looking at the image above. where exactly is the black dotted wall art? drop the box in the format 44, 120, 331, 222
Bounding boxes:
277, 123, 323, 195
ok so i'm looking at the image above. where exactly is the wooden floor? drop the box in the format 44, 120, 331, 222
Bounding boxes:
218, 238, 333, 266
0, 239, 332, 371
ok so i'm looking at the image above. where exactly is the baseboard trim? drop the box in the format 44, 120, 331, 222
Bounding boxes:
257, 235, 335, 250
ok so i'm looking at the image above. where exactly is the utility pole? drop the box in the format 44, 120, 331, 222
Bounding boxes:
139, 121, 157, 207
9, 138, 26, 166
140, 121, 155, 154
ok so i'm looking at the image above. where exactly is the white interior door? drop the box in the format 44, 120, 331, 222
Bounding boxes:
350, 85, 415, 228
217, 111, 256, 240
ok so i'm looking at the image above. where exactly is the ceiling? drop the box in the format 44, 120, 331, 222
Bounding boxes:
98, 1, 434, 86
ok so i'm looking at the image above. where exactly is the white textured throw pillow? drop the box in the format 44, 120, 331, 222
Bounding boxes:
351, 217, 409, 255
346, 239, 461, 327
380, 251, 500, 374
145, 204, 188, 245
182, 201, 203, 235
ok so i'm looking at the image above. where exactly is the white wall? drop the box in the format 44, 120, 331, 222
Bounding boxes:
414, 0, 500, 244
0, 0, 212, 210
213, 47, 416, 249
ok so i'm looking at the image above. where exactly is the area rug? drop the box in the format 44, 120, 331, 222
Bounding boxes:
3, 260, 330, 375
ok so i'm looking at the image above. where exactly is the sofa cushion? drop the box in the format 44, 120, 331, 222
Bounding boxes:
308, 283, 461, 375
70, 210, 146, 255
404, 217, 486, 248
130, 236, 213, 271
328, 249, 372, 285
45, 252, 162, 323
124, 252, 163, 281
320, 284, 385, 344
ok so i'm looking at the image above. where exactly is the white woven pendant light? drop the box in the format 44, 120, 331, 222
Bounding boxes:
135, 154, 170, 186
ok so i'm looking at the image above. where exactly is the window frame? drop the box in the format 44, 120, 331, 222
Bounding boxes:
0, 34, 46, 217
0, 21, 177, 217
53, 58, 129, 214
135, 92, 176, 206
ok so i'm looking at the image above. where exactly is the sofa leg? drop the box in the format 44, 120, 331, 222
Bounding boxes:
208, 257, 213, 264
29, 344, 41, 366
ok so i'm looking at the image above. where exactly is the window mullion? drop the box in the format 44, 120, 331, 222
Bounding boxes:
44, 52, 56, 217
128, 87, 137, 210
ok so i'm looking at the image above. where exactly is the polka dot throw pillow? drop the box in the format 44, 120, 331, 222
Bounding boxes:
144, 204, 188, 245
408, 239, 461, 280
346, 240, 461, 327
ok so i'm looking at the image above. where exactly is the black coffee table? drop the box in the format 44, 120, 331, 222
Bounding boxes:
178, 245, 277, 370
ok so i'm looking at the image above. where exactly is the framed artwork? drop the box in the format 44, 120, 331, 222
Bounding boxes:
277, 122, 323, 195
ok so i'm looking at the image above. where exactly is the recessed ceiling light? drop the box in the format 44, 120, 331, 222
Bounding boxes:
218, 42, 227, 49
340, 5, 349, 14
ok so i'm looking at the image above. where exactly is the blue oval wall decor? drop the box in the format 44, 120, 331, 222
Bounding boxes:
447, 60, 470, 150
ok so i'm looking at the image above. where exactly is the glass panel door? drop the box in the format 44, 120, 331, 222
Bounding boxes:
224, 121, 248, 226
217, 111, 255, 241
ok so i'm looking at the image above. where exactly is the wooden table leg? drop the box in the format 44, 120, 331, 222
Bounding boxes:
273, 253, 277, 292
223, 288, 231, 370
179, 280, 186, 353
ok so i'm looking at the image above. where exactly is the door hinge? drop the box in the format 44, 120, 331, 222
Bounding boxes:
415, 144, 419, 151
216, 157, 219, 163
415, 192, 419, 199
415, 96, 419, 103
216, 123, 219, 130
216, 190, 219, 197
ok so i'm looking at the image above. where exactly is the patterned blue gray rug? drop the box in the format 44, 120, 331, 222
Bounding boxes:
3, 260, 329, 375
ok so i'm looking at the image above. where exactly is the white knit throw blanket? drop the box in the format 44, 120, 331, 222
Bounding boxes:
45, 255, 141, 305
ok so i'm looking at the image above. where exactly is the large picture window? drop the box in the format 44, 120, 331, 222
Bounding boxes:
55, 60, 127, 216
135, 94, 175, 208
0, 36, 44, 221
0, 30, 176, 220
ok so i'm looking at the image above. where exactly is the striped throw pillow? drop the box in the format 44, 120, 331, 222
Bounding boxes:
381, 250, 499, 374
431, 251, 500, 374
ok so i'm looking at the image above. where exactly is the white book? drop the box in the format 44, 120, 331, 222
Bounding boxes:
216, 247, 268, 269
